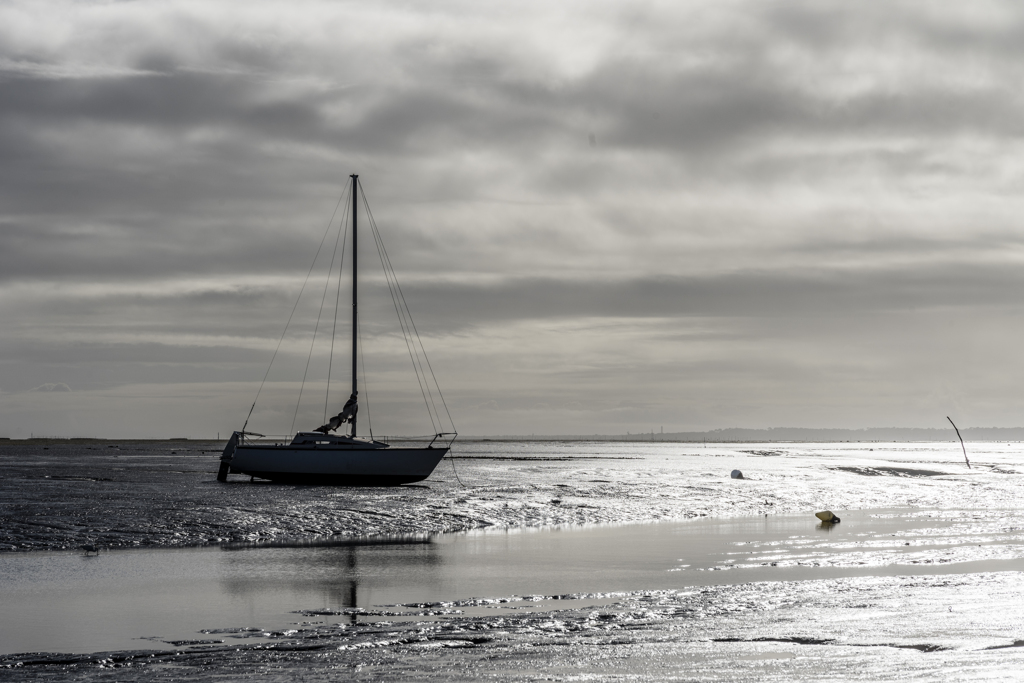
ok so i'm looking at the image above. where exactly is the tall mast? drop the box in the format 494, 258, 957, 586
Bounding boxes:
350, 174, 358, 438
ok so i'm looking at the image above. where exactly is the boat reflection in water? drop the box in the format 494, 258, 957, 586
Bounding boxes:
217, 535, 443, 621
5, 511, 1021, 656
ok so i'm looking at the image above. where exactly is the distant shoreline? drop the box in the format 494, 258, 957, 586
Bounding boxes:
4, 427, 1024, 443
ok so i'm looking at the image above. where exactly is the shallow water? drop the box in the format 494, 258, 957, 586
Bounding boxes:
4, 507, 1024, 656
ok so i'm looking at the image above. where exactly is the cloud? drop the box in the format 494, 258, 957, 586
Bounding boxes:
2, 1, 1024, 434
30, 383, 71, 392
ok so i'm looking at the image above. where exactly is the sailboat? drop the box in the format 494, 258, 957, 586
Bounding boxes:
217, 174, 456, 485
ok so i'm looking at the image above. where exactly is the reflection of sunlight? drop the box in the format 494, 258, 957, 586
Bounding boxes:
8, 439, 1024, 657
710, 510, 1024, 572
7, 506, 1024, 656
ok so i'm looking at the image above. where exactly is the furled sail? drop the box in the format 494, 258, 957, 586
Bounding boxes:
315, 392, 358, 434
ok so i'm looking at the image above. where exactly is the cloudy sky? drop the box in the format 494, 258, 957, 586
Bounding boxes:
2, 0, 1024, 438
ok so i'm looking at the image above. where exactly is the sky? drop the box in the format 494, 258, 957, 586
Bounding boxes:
2, 0, 1024, 438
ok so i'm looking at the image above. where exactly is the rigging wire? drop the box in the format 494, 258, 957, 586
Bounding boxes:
358, 191, 430, 426
360, 185, 457, 437
242, 187, 350, 434
360, 189, 441, 435
290, 194, 348, 435
361, 190, 436, 427
448, 442, 465, 487
362, 190, 452, 433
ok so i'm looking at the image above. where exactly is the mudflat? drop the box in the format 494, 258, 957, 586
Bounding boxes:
2, 440, 1023, 680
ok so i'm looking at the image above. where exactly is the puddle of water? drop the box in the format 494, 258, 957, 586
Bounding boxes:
733, 651, 797, 660
2, 508, 1022, 655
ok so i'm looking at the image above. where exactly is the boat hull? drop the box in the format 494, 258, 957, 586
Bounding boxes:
227, 444, 448, 485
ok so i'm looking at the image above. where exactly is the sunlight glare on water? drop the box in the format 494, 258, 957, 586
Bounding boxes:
3, 506, 1024, 655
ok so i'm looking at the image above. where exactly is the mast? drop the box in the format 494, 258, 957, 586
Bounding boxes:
350, 174, 358, 438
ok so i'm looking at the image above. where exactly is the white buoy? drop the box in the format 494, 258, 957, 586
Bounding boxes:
730, 469, 743, 479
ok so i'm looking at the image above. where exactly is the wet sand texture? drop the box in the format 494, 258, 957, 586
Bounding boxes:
2, 439, 1021, 551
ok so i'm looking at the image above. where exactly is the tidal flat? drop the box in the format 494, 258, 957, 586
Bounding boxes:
2, 440, 1023, 680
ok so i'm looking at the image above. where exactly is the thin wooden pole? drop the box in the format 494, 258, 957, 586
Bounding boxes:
947, 416, 970, 469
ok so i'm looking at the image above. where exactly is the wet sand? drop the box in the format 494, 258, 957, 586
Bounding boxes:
2, 440, 1023, 680
3, 439, 1021, 552
7, 572, 1024, 681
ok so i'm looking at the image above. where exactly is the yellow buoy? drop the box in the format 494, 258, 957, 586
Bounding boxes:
815, 510, 840, 523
